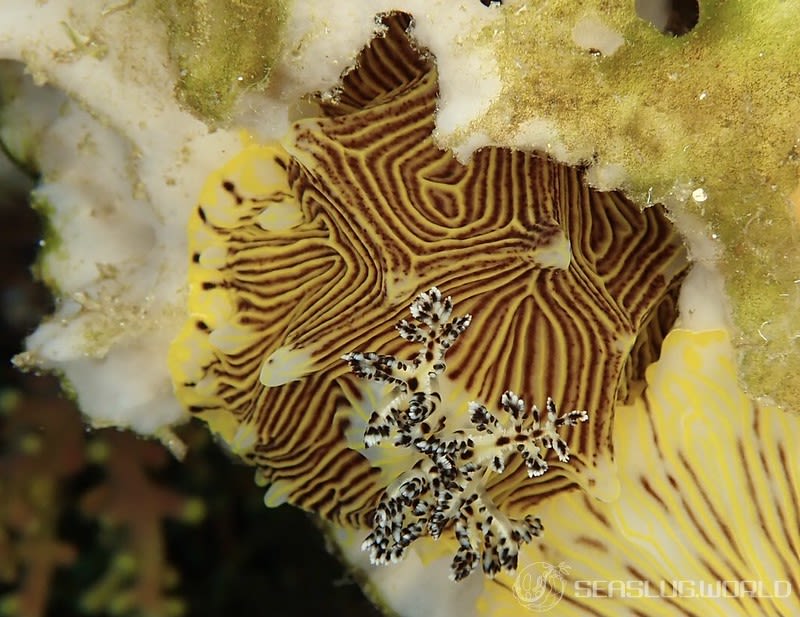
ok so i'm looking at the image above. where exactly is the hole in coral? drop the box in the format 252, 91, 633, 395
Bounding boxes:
635, 0, 700, 36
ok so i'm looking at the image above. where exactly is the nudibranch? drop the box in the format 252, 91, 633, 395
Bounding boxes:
343, 286, 589, 579
169, 11, 687, 576
328, 323, 800, 616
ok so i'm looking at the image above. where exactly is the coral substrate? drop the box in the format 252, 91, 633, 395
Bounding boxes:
2, 1, 799, 616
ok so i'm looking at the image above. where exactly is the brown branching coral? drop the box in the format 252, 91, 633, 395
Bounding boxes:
0, 388, 83, 617
79, 430, 203, 617
0, 386, 201, 617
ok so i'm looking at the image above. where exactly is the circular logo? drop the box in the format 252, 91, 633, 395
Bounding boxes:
513, 561, 569, 612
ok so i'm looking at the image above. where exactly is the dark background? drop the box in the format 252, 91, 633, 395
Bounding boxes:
0, 154, 381, 617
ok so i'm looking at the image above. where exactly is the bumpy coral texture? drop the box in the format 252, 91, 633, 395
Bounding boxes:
478, 0, 800, 411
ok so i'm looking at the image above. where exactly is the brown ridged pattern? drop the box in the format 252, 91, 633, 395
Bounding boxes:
170, 13, 688, 526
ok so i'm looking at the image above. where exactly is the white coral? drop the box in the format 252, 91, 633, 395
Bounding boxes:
0, 1, 503, 438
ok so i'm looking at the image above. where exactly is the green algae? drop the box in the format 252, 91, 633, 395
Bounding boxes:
157, 0, 290, 122
464, 0, 800, 410
28, 192, 66, 295
0, 62, 42, 179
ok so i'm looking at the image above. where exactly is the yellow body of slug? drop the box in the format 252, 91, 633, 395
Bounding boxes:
169, 14, 689, 527
328, 328, 800, 616
167, 11, 800, 614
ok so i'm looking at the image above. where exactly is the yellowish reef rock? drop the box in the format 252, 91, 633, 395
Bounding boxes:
157, 0, 290, 122
459, 0, 800, 411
